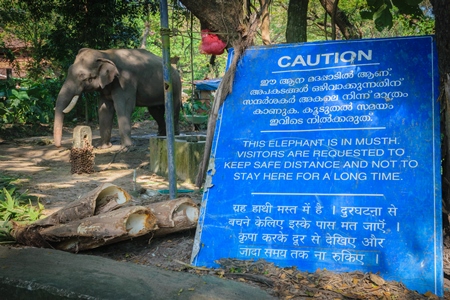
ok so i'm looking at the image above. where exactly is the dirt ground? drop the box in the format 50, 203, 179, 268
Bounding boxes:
1, 120, 449, 299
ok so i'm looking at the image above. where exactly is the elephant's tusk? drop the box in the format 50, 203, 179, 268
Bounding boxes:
62, 95, 79, 113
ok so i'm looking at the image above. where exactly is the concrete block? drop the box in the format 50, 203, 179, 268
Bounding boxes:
149, 135, 206, 184
73, 126, 92, 148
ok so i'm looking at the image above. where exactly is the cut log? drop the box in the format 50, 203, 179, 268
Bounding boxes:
33, 183, 131, 227
12, 184, 135, 251
146, 197, 199, 236
94, 184, 132, 215
14, 206, 157, 252
11, 189, 199, 251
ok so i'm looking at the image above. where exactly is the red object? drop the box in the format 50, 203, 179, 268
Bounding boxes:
200, 30, 227, 55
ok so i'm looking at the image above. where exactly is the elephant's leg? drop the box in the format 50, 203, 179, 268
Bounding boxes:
113, 95, 135, 148
148, 105, 167, 136
98, 98, 115, 149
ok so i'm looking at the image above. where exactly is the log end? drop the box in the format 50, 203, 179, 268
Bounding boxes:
126, 212, 158, 236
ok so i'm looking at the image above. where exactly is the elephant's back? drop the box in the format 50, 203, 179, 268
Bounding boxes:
106, 49, 163, 69
105, 49, 181, 104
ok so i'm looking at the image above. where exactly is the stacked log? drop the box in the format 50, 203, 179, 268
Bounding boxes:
12, 183, 199, 252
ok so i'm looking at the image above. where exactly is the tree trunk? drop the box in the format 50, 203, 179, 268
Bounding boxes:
259, 0, 271, 45
286, 0, 309, 43
318, 0, 360, 40
330, 0, 339, 40
433, 0, 450, 211
140, 21, 150, 49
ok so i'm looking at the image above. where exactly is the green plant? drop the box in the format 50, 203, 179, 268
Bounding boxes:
183, 100, 209, 116
0, 174, 19, 191
0, 188, 43, 222
0, 175, 44, 242
229, 267, 242, 273
0, 220, 12, 242
3, 89, 31, 123
0, 175, 44, 236
0, 187, 44, 242
0, 78, 60, 125
132, 107, 154, 122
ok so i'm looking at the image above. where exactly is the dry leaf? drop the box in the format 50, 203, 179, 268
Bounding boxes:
424, 291, 439, 299
369, 273, 385, 286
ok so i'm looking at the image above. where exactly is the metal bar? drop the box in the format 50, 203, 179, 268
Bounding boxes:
159, 0, 177, 199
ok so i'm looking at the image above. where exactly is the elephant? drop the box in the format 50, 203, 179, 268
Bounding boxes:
53, 48, 181, 148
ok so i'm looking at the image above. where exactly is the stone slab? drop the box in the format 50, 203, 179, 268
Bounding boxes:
0, 246, 275, 300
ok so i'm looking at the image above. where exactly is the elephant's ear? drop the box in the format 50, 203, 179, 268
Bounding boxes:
97, 58, 119, 89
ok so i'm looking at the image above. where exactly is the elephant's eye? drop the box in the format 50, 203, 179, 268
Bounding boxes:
88, 77, 93, 83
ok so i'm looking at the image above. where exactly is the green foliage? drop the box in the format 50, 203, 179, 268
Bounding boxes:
394, 14, 434, 36
0, 175, 44, 222
0, 78, 60, 125
0, 0, 58, 79
2, 89, 31, 123
46, 0, 160, 69
132, 107, 153, 122
0, 0, 160, 77
0, 175, 44, 241
361, 0, 424, 31
183, 100, 209, 116
0, 188, 43, 222
0, 187, 43, 242
0, 175, 19, 191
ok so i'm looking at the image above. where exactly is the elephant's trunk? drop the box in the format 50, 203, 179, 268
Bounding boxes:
53, 84, 79, 147
53, 110, 64, 147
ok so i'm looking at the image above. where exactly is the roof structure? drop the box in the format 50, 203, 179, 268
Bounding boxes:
0, 28, 30, 78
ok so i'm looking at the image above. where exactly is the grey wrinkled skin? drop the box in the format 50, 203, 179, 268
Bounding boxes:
53, 48, 181, 148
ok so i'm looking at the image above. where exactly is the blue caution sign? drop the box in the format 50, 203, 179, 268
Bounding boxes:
191, 36, 442, 296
